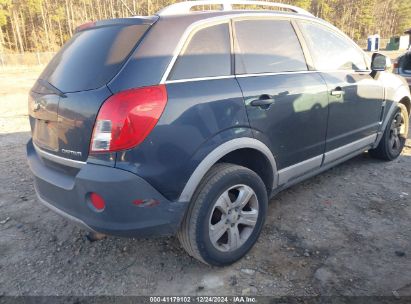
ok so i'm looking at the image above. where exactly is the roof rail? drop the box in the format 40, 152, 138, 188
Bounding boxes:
157, 0, 314, 17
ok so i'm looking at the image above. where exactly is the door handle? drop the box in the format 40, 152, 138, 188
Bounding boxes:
330, 87, 345, 97
250, 95, 275, 107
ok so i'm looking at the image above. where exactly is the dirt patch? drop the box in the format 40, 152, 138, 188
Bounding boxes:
0, 67, 410, 296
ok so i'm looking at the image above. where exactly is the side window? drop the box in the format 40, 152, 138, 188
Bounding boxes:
168, 23, 231, 80
299, 21, 367, 71
234, 19, 308, 74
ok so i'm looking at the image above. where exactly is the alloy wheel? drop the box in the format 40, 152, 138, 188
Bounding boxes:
389, 111, 406, 153
208, 184, 259, 252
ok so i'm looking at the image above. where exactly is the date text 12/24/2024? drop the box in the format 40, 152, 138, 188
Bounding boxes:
149, 296, 257, 303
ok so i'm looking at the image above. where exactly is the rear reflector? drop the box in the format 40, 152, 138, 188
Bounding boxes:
89, 193, 105, 211
90, 85, 167, 153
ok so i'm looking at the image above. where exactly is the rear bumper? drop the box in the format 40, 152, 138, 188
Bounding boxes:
27, 139, 188, 237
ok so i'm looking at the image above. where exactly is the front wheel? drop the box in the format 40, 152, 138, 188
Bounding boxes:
177, 163, 268, 266
369, 103, 409, 161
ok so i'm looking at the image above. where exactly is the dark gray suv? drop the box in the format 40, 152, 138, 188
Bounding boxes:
27, 0, 411, 266
394, 48, 411, 88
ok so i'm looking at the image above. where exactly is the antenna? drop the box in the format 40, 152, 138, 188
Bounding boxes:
119, 0, 136, 15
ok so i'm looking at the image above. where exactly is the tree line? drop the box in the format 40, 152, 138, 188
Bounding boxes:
0, 0, 410, 53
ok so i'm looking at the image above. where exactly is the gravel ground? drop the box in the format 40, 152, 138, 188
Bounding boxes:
0, 67, 410, 297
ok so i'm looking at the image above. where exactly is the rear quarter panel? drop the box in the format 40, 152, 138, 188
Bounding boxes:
115, 78, 250, 201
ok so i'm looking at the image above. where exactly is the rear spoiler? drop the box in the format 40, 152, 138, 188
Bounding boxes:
75, 16, 158, 33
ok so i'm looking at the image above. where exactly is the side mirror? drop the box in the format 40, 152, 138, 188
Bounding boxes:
371, 53, 392, 71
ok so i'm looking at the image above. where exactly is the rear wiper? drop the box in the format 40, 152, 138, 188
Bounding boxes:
37, 79, 67, 98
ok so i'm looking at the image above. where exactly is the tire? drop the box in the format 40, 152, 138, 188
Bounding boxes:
177, 163, 268, 266
369, 103, 409, 161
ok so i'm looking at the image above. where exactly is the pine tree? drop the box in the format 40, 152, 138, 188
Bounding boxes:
0, 0, 410, 53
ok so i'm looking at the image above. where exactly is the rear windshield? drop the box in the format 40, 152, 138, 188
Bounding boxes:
40, 24, 150, 93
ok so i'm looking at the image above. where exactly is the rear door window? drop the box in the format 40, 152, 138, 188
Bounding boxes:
168, 22, 231, 80
40, 23, 150, 93
234, 19, 308, 74
298, 21, 367, 71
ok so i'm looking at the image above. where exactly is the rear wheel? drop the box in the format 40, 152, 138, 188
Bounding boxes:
369, 103, 409, 160
177, 163, 268, 266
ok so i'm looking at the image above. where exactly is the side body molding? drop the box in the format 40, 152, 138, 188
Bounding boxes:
178, 138, 277, 202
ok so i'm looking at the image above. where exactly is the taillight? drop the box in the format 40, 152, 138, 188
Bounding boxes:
393, 62, 399, 69
90, 85, 167, 153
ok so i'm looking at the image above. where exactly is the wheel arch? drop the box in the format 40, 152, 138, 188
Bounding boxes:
216, 148, 275, 195
399, 96, 411, 116
178, 138, 277, 202
375, 91, 411, 148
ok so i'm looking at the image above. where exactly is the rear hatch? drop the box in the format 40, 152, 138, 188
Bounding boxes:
29, 17, 156, 162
